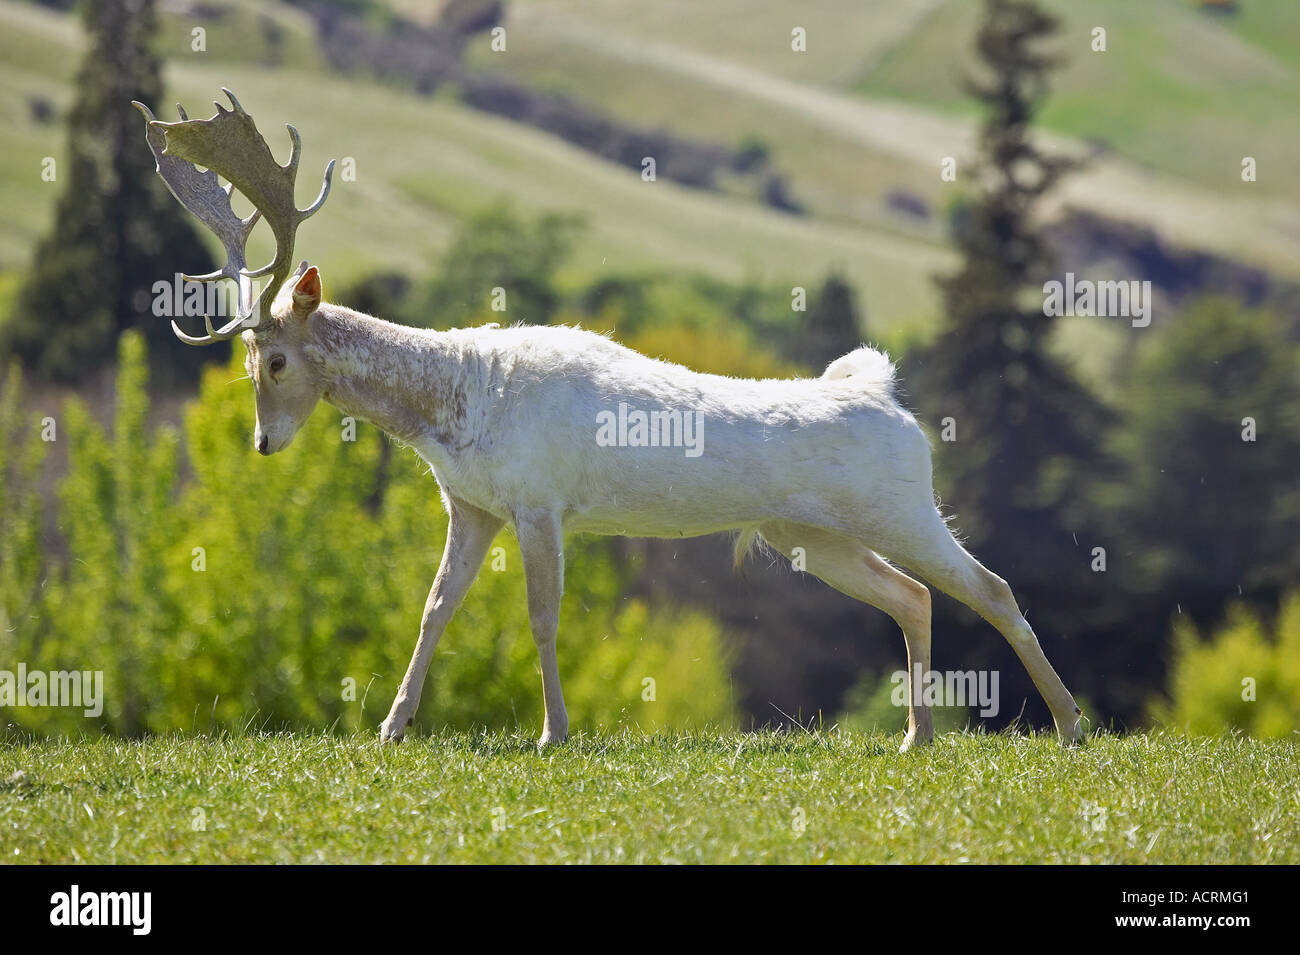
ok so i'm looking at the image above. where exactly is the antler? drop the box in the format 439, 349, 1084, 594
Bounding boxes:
133, 89, 336, 345
133, 100, 259, 343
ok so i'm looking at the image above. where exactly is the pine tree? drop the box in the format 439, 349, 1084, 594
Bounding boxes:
909, 0, 1113, 718
1109, 299, 1300, 618
917, 0, 1107, 567
3, 0, 215, 384
798, 273, 863, 369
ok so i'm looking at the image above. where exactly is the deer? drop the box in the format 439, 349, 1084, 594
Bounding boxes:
134, 90, 1084, 752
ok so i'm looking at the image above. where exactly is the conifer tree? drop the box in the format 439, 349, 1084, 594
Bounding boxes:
909, 0, 1113, 721
917, 0, 1107, 582
4, 0, 215, 384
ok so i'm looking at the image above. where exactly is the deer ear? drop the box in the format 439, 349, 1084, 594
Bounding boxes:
291, 266, 322, 317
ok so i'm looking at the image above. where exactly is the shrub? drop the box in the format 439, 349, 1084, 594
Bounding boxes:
2, 334, 735, 737
1150, 595, 1300, 738
0, 365, 47, 643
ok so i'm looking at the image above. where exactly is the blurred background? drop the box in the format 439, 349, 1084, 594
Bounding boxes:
1, 0, 1298, 739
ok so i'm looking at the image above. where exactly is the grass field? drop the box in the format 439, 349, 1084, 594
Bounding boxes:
1, 731, 1295, 863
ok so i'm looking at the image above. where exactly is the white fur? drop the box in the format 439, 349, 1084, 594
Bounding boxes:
249, 293, 1084, 751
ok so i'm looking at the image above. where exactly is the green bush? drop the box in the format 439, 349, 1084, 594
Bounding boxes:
1, 334, 735, 737
1150, 595, 1300, 738
0, 364, 47, 642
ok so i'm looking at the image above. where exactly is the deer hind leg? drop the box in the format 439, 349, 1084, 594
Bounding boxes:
380, 497, 503, 743
880, 507, 1084, 746
757, 521, 935, 752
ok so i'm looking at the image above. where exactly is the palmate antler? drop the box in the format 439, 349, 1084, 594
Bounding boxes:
133, 89, 336, 344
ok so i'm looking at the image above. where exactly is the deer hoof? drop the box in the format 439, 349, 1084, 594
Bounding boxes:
537, 728, 568, 749
898, 730, 933, 754
1059, 712, 1086, 748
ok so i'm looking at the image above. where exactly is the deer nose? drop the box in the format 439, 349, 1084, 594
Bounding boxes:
256, 434, 269, 455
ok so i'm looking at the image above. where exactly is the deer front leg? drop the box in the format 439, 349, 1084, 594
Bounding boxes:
380, 498, 503, 743
515, 508, 568, 748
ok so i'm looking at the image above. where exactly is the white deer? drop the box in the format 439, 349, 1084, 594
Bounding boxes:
136, 91, 1084, 751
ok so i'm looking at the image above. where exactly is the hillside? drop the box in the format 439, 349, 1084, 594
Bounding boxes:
0, 0, 949, 333
485, 0, 1300, 278
3, 0, 1296, 339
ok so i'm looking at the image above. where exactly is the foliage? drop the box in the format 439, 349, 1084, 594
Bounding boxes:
0, 334, 734, 737
0, 365, 47, 641
423, 203, 581, 328
794, 273, 864, 369
332, 209, 834, 381
2, 0, 215, 385
915, 0, 1107, 556
578, 277, 806, 379
1101, 298, 1300, 617
1151, 595, 1300, 739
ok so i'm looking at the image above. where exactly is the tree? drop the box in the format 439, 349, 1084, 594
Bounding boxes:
908, 0, 1113, 722
3, 0, 214, 385
796, 273, 863, 370
424, 203, 579, 328
1104, 299, 1300, 620
1151, 593, 1300, 739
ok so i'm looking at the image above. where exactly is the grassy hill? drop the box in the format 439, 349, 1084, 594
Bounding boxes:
501, 0, 1300, 204
1, 0, 1296, 339
0, 0, 950, 335
486, 0, 1300, 276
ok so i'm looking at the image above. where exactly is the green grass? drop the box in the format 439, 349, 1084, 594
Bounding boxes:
1, 730, 1295, 863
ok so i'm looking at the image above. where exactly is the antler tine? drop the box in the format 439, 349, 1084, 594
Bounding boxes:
301, 157, 337, 221
134, 99, 262, 345
238, 134, 335, 280
166, 270, 255, 346
142, 88, 337, 335
279, 122, 337, 221
285, 122, 303, 174
240, 155, 335, 279
170, 311, 247, 346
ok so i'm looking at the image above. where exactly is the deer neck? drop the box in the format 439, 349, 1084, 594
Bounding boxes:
306, 306, 473, 448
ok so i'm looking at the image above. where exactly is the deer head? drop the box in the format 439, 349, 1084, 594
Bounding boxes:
134, 89, 336, 453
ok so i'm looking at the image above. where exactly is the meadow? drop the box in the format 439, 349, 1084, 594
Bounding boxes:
1, 731, 1295, 864
2, 0, 1298, 871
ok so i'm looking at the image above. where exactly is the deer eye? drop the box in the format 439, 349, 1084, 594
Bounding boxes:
269, 355, 286, 375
